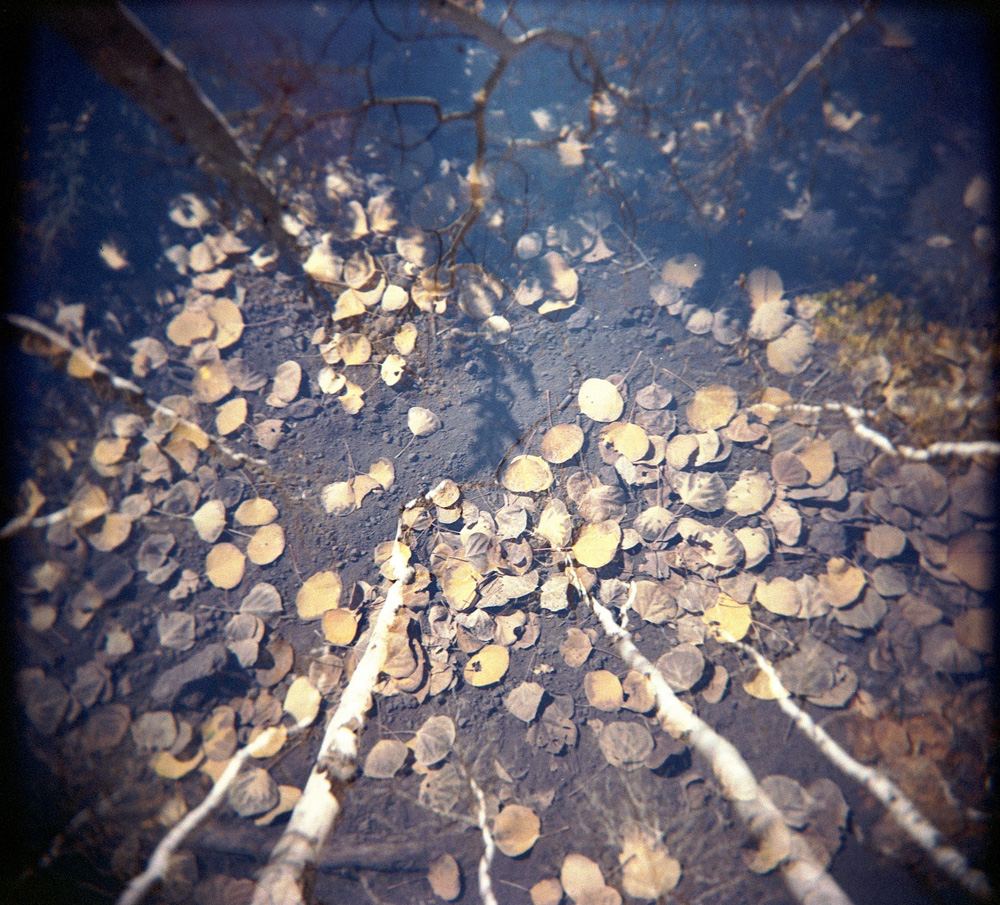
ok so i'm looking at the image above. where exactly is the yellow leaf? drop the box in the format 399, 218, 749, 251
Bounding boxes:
464, 644, 509, 687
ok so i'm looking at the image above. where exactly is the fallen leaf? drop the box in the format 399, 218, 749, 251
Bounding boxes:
205, 543, 246, 590
579, 378, 624, 422
296, 571, 343, 620
686, 385, 738, 432
427, 853, 461, 901
464, 644, 509, 686
503, 455, 554, 493
364, 738, 409, 779
598, 721, 654, 770
246, 524, 285, 565
504, 681, 545, 723
284, 676, 321, 727
408, 406, 442, 437
235, 498, 278, 526
494, 804, 541, 857
619, 828, 681, 899
229, 766, 280, 818
266, 361, 302, 407
585, 670, 624, 711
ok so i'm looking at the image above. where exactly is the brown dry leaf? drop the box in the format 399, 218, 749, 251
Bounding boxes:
440, 560, 481, 611
235, 498, 278, 526
742, 668, 781, 700
364, 738, 409, 779
380, 284, 408, 314
579, 378, 624, 422
158, 611, 196, 651
255, 784, 301, 827
266, 361, 301, 408
296, 571, 343, 620
331, 289, 366, 321
755, 576, 801, 616
656, 643, 704, 692
427, 853, 461, 901
205, 543, 245, 590
229, 766, 280, 818
747, 267, 784, 308
771, 450, 808, 487
561, 854, 619, 905
364, 458, 394, 492
494, 804, 541, 857
622, 671, 655, 713
504, 681, 545, 723
661, 253, 703, 289
537, 499, 574, 548
818, 558, 866, 608
665, 434, 698, 469
381, 353, 406, 386
630, 580, 677, 624
619, 829, 682, 900
540, 573, 571, 612
541, 423, 585, 463
88, 513, 132, 552
69, 483, 110, 528
954, 608, 992, 655
530, 878, 563, 905
920, 624, 981, 674
253, 419, 284, 450
561, 627, 592, 667
284, 675, 321, 727
337, 333, 372, 366
202, 706, 238, 760
584, 670, 624, 711
206, 297, 244, 349
725, 471, 774, 516
79, 703, 131, 753
167, 308, 215, 346
503, 455, 554, 493
247, 524, 285, 565
408, 406, 442, 437
946, 532, 995, 591
216, 397, 247, 435
865, 524, 907, 560
321, 481, 355, 515
767, 322, 814, 374
464, 644, 509, 687
241, 582, 283, 616
343, 248, 377, 288
169, 192, 211, 228
556, 132, 588, 167
414, 715, 456, 767
747, 299, 793, 341
799, 438, 836, 486
674, 472, 726, 513
393, 322, 418, 354
573, 520, 621, 568
151, 750, 204, 779
686, 385, 738, 432
765, 498, 802, 546
633, 507, 673, 544
91, 437, 128, 468
599, 721, 655, 770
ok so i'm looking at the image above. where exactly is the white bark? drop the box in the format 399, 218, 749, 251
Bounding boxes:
733, 639, 992, 900
117, 727, 286, 905
571, 572, 856, 905
250, 540, 415, 905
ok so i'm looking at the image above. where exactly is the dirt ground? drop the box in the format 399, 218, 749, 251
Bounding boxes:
3, 197, 995, 905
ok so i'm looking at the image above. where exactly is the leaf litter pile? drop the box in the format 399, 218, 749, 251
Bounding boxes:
6, 14, 998, 905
